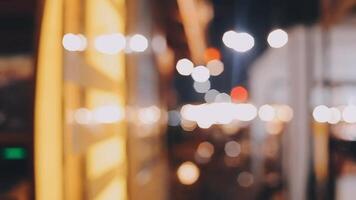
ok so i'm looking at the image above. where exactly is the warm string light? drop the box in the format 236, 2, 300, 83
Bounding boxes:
62, 33, 87, 52
313, 105, 356, 124
176, 102, 294, 129
62, 33, 149, 54
94, 33, 126, 54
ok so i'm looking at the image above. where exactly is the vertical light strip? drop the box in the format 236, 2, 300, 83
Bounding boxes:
177, 0, 207, 64
35, 0, 64, 199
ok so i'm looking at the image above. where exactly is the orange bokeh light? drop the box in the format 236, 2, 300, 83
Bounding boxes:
204, 47, 221, 62
230, 86, 248, 102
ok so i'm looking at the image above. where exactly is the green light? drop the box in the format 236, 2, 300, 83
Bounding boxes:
3, 147, 26, 160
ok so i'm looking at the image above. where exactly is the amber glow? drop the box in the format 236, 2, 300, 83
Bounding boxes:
95, 178, 126, 200
87, 136, 125, 180
177, 162, 200, 185
85, 0, 125, 81
35, 0, 64, 199
204, 47, 221, 62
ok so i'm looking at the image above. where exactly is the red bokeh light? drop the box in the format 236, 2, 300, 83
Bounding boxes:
230, 86, 248, 102
204, 47, 221, 62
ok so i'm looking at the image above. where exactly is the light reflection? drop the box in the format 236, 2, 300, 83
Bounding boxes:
266, 121, 283, 135
176, 58, 194, 76
222, 31, 254, 52
258, 104, 276, 122
206, 59, 224, 76
138, 106, 161, 125
191, 66, 210, 82
74, 108, 92, 124
343, 105, 356, 123
62, 33, 87, 52
193, 81, 211, 93
128, 34, 148, 52
230, 86, 248, 103
180, 119, 197, 132
177, 162, 200, 185
214, 93, 231, 103
180, 103, 257, 126
151, 34, 167, 54
94, 33, 126, 55
328, 107, 341, 124
93, 105, 124, 124
276, 105, 293, 122
196, 141, 214, 162
237, 172, 254, 187
224, 141, 241, 157
73, 106, 124, 125
267, 29, 288, 48
313, 105, 330, 123
204, 89, 220, 103
221, 121, 241, 135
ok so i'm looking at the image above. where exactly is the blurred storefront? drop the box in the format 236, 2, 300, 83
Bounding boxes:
0, 0, 169, 199
3, 0, 356, 199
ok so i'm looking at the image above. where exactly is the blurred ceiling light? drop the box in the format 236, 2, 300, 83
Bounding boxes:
193, 80, 211, 93
176, 58, 194, 76
138, 106, 161, 125
191, 66, 210, 82
328, 107, 341, 124
151, 34, 167, 54
313, 105, 330, 123
74, 108, 92, 124
259, 104, 276, 122
222, 31, 254, 52
196, 142, 214, 159
168, 110, 181, 126
267, 29, 288, 48
230, 86, 248, 103
224, 141, 241, 157
343, 105, 356, 123
94, 33, 126, 54
204, 89, 220, 103
276, 105, 293, 122
215, 93, 231, 103
129, 34, 148, 52
204, 47, 221, 62
237, 172, 254, 187
93, 105, 124, 124
177, 162, 200, 185
62, 33, 87, 51
206, 59, 224, 76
